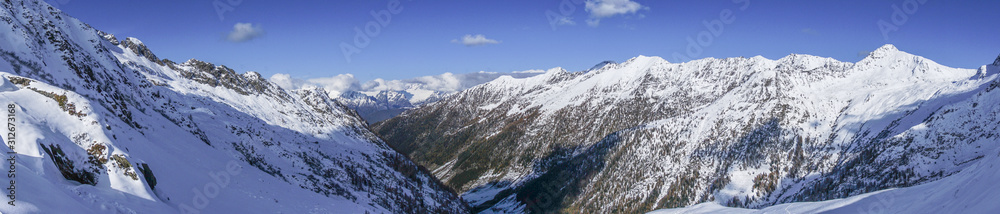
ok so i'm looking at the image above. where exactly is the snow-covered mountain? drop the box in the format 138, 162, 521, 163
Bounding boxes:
336, 71, 548, 124
373, 44, 1000, 213
336, 62, 624, 125
272, 70, 547, 124
336, 84, 454, 125
339, 90, 421, 124
0, 0, 467, 213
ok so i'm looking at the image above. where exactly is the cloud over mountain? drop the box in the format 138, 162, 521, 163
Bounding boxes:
270, 70, 546, 97
226, 22, 264, 42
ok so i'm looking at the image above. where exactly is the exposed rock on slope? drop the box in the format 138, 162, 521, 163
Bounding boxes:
374, 46, 1000, 213
0, 0, 467, 213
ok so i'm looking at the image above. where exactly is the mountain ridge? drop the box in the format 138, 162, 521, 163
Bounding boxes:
374, 43, 999, 213
0, 0, 468, 213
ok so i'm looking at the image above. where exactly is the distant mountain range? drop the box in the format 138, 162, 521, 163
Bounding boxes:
333, 71, 547, 124
330, 62, 628, 124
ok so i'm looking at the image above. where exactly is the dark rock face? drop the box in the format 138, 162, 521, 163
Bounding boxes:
41, 144, 99, 185
121, 38, 159, 64
177, 59, 287, 98
97, 30, 119, 46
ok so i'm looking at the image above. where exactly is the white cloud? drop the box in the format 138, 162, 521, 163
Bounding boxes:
226, 22, 264, 42
359, 71, 546, 93
268, 73, 304, 90
362, 73, 464, 93
271, 70, 547, 98
305, 74, 360, 96
269, 73, 360, 97
585, 0, 646, 27
451, 34, 500, 47
586, 0, 644, 18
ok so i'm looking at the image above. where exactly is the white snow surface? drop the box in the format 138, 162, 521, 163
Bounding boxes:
651, 145, 1000, 214
0, 0, 465, 213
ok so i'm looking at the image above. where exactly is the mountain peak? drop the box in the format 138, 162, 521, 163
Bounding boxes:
125, 37, 144, 46
875, 44, 899, 53
97, 31, 119, 45
625, 55, 669, 65
122, 36, 159, 63
859, 44, 916, 63
866, 44, 906, 58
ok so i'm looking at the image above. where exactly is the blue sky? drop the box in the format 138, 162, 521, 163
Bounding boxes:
52, 0, 1000, 82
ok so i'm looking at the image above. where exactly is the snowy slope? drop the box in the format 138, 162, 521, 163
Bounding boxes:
652, 142, 1000, 214
0, 0, 467, 213
375, 43, 1000, 213
649, 51, 1000, 213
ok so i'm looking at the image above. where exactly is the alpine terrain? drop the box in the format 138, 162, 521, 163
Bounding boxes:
2, 0, 999, 213
0, 0, 467, 213
374, 44, 1000, 213
336, 71, 545, 124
